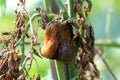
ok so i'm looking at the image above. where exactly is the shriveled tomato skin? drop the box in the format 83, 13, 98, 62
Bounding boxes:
41, 20, 77, 63
41, 21, 59, 58
55, 23, 77, 63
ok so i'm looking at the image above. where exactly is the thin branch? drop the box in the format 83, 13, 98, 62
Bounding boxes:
15, 13, 39, 47
2, 39, 120, 48
20, 38, 25, 64
0, 42, 40, 46
63, 64, 70, 80
22, 3, 34, 35
55, 61, 66, 80
24, 42, 40, 45
96, 49, 118, 80
43, 0, 51, 14
95, 41, 120, 48
68, 0, 76, 17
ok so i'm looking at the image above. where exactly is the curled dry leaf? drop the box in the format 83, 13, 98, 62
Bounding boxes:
0, 56, 8, 75
73, 0, 99, 79
4, 72, 14, 80
17, 74, 25, 80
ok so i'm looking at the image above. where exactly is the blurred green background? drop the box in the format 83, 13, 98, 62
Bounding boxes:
0, 0, 120, 80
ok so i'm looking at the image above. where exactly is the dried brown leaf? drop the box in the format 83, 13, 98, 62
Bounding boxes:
17, 74, 25, 80
5, 72, 14, 80
8, 53, 16, 71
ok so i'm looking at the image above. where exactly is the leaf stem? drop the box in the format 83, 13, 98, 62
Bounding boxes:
97, 50, 118, 80
55, 0, 69, 19
15, 13, 39, 47
43, 0, 51, 13
95, 40, 120, 48
68, 0, 76, 17
55, 61, 66, 80
20, 37, 25, 64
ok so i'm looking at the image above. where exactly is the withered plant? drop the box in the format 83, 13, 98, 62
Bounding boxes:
0, 0, 118, 80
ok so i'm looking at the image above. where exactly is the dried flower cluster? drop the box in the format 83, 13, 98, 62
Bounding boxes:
74, 0, 99, 80
0, 0, 40, 79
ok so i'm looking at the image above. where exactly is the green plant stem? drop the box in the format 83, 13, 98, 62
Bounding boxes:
20, 37, 25, 64
55, 0, 69, 19
55, 61, 66, 80
68, 0, 76, 17
11, 41, 120, 48
43, 0, 51, 13
15, 13, 39, 47
95, 42, 120, 48
67, 0, 78, 79
97, 50, 118, 80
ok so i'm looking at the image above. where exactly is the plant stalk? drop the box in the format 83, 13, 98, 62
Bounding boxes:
67, 0, 78, 79
68, 0, 76, 17
55, 61, 66, 80
95, 42, 120, 48
15, 13, 39, 47
43, 0, 51, 13
55, 0, 69, 19
20, 37, 25, 64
